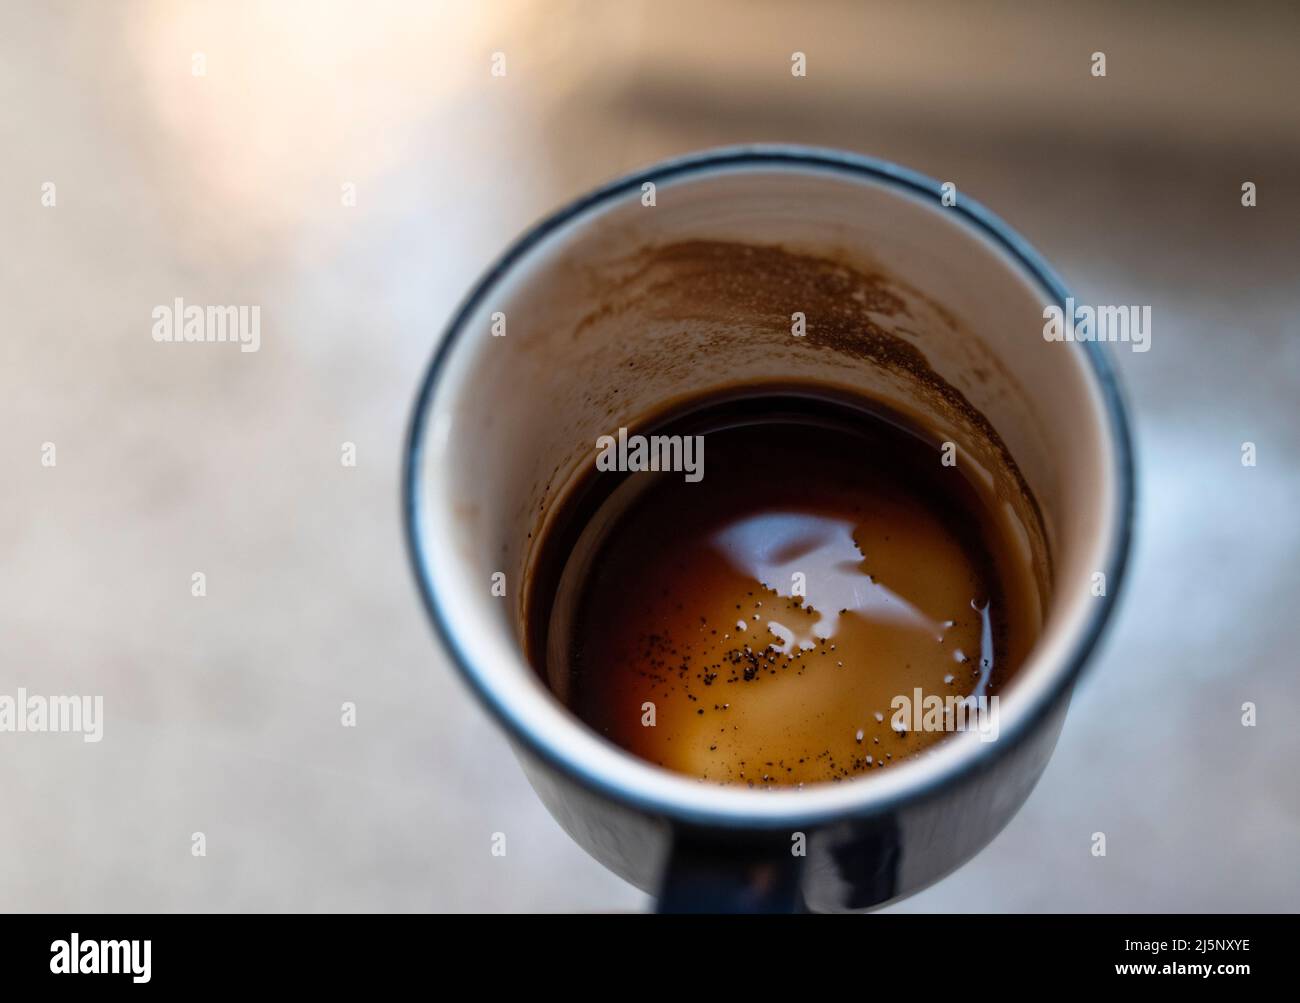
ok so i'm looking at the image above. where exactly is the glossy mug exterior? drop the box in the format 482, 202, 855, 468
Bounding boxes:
404, 146, 1135, 912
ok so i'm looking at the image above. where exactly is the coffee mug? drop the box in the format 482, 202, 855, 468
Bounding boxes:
404, 145, 1134, 912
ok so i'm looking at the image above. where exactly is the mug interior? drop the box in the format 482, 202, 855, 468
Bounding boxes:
407, 148, 1127, 825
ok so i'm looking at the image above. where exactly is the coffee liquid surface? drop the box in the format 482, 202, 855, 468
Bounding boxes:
528, 394, 1040, 787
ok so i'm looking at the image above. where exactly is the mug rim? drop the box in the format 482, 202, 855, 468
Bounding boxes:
403, 144, 1136, 828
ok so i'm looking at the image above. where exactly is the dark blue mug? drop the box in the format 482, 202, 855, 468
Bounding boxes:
405, 146, 1134, 912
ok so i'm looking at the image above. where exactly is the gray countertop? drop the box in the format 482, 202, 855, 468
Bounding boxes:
1, 0, 1295, 911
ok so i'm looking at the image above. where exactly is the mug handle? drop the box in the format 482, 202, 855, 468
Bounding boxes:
656, 832, 806, 913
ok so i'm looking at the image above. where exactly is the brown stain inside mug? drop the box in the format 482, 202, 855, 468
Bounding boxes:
518, 238, 1054, 787
559, 240, 1049, 582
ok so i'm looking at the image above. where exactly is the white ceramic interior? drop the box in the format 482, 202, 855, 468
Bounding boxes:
409, 149, 1123, 825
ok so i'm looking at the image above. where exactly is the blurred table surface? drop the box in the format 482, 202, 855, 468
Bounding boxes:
1, 0, 1296, 911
